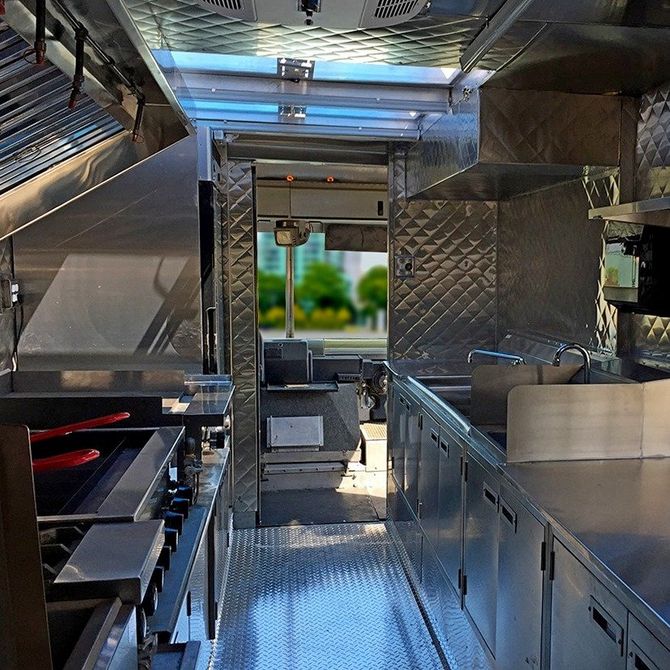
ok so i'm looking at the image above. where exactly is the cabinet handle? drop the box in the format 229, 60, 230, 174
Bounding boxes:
589, 598, 623, 655
482, 484, 498, 509
500, 501, 517, 531
440, 440, 449, 455
186, 591, 192, 617
430, 430, 438, 443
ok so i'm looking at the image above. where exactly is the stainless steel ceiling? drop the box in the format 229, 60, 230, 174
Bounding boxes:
0, 21, 122, 196
124, 0, 670, 95
124, 0, 484, 66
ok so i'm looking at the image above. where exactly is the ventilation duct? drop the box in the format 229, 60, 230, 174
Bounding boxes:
195, 0, 429, 28
406, 88, 623, 201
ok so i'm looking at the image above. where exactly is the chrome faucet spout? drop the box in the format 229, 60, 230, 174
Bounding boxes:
467, 349, 526, 366
552, 343, 592, 384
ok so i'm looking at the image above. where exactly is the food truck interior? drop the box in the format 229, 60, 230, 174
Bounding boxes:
3, 1, 670, 669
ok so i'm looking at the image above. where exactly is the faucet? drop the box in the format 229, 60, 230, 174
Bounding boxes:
467, 349, 526, 366
552, 343, 591, 384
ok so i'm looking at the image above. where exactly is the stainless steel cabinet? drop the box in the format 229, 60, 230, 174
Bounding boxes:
390, 389, 406, 492
418, 412, 440, 551
550, 539, 627, 670
627, 616, 670, 670
404, 398, 421, 509
394, 482, 423, 580
437, 427, 463, 593
463, 452, 499, 655
495, 485, 545, 670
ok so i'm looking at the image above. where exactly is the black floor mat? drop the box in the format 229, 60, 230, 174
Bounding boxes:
259, 488, 384, 527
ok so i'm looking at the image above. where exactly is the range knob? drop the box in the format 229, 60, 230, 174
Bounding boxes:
176, 485, 194, 505
158, 545, 171, 570
152, 566, 165, 593
164, 527, 179, 553
164, 510, 184, 534
137, 606, 148, 642
170, 497, 190, 519
142, 582, 159, 617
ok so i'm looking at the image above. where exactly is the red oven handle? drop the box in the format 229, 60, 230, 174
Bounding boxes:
32, 449, 101, 473
30, 412, 131, 444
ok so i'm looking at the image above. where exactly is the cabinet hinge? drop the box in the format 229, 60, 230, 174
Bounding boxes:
541, 541, 546, 571
548, 550, 556, 581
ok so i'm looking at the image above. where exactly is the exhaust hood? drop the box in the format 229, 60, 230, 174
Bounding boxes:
406, 88, 622, 200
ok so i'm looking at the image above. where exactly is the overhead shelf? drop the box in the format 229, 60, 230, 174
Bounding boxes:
589, 197, 670, 227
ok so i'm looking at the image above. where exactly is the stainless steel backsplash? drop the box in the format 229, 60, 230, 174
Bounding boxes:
388, 151, 498, 360
627, 82, 670, 365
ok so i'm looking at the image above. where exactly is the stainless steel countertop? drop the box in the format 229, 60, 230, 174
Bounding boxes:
503, 459, 670, 630
393, 369, 670, 639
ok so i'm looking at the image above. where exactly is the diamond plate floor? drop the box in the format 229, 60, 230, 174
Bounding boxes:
208, 523, 445, 670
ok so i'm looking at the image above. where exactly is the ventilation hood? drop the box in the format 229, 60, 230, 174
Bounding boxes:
406, 87, 623, 201
195, 0, 429, 28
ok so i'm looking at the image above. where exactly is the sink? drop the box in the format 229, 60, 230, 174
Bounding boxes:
415, 375, 472, 418
415, 375, 471, 389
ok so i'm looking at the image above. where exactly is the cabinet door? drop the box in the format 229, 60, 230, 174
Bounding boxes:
550, 540, 627, 670
627, 616, 670, 670
463, 454, 499, 654
496, 486, 545, 670
404, 400, 421, 510
418, 413, 440, 551
437, 431, 463, 593
394, 482, 423, 580
390, 390, 406, 490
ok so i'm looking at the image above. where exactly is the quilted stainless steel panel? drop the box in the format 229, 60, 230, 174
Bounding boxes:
209, 523, 444, 670
625, 84, 670, 366
636, 83, 670, 200
389, 151, 497, 360
498, 174, 618, 353
223, 159, 259, 525
124, 0, 481, 67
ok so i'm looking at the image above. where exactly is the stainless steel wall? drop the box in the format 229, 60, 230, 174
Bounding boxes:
497, 174, 619, 353
13, 136, 202, 371
624, 83, 670, 364
388, 151, 498, 360
220, 157, 259, 528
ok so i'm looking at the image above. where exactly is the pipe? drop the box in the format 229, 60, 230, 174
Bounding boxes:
34, 0, 46, 65
285, 245, 295, 338
132, 95, 146, 143
68, 26, 86, 109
